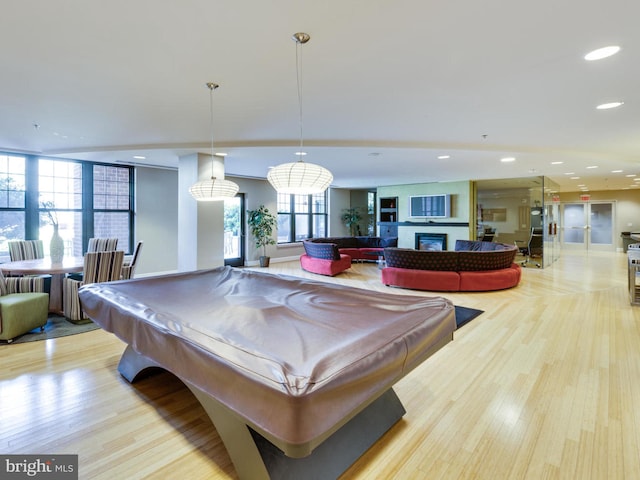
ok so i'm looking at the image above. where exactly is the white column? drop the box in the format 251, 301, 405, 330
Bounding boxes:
178, 153, 225, 271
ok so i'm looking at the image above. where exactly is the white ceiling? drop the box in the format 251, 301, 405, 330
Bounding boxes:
1, 0, 639, 192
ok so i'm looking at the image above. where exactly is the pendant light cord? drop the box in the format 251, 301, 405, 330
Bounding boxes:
207, 82, 219, 179
296, 39, 304, 157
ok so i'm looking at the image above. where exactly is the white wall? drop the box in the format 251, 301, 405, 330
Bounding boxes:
330, 188, 351, 236
135, 167, 179, 275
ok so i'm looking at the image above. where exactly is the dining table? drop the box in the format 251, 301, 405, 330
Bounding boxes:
0, 256, 85, 315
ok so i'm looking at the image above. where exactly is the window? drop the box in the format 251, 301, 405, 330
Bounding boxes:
0, 155, 26, 257
38, 159, 83, 256
0, 153, 134, 261
93, 165, 132, 252
277, 192, 327, 243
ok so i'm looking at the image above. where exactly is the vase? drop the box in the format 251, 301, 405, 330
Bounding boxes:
50, 225, 64, 263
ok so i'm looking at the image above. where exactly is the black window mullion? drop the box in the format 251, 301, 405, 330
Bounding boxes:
82, 163, 94, 252
24, 155, 40, 239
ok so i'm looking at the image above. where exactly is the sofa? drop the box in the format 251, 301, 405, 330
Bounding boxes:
381, 239, 521, 292
304, 236, 398, 261
300, 240, 352, 276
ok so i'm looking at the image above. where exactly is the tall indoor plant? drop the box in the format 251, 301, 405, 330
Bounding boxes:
247, 205, 277, 267
341, 207, 363, 237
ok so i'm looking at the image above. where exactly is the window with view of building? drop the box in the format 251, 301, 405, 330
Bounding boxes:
276, 192, 327, 243
0, 153, 134, 261
93, 165, 132, 252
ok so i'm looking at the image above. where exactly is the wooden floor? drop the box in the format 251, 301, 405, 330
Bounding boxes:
1, 250, 639, 479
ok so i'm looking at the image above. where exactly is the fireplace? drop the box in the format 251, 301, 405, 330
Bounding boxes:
415, 233, 447, 251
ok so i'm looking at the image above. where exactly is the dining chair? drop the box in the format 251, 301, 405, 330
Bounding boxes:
66, 237, 120, 282
63, 250, 124, 323
87, 237, 119, 252
7, 239, 51, 292
8, 239, 45, 261
121, 241, 143, 280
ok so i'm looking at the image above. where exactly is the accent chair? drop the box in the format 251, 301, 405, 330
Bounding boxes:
0, 269, 49, 343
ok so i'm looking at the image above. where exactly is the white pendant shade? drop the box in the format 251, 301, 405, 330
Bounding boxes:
267, 33, 333, 195
189, 177, 239, 201
267, 161, 333, 194
189, 82, 239, 201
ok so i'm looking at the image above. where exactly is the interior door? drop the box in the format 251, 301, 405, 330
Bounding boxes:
224, 193, 245, 267
560, 201, 615, 251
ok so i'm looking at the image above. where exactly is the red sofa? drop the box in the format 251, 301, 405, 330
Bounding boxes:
381, 240, 521, 292
303, 236, 398, 261
300, 240, 351, 276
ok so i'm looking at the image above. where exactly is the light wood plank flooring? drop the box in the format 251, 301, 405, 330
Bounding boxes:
1, 250, 638, 479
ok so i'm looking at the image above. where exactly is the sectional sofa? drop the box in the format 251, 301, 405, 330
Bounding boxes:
300, 236, 398, 276
381, 239, 521, 292
304, 236, 398, 261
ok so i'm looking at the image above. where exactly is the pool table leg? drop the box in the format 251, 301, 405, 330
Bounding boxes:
117, 344, 407, 480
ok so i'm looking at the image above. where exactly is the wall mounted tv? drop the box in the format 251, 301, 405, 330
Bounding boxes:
409, 194, 451, 218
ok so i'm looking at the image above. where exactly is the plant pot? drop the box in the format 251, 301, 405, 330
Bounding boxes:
259, 256, 270, 268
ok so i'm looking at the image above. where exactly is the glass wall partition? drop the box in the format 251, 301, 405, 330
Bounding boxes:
476, 175, 560, 268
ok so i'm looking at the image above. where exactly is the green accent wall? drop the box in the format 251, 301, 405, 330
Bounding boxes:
378, 181, 473, 250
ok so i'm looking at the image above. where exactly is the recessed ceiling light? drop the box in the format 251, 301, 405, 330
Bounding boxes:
570, 176, 581, 180
626, 174, 636, 177
612, 170, 623, 173
551, 161, 563, 165
564, 172, 575, 175
500, 157, 515, 163
597, 102, 624, 109
215, 152, 227, 157
633, 178, 640, 182
437, 155, 450, 159
133, 155, 146, 160
584, 45, 621, 61
586, 165, 599, 169
295, 151, 307, 156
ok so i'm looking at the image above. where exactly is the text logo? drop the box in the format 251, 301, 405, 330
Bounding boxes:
0, 455, 78, 479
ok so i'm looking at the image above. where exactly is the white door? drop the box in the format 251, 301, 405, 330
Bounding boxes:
560, 202, 615, 251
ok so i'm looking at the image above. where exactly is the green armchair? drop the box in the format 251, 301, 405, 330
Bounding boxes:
0, 270, 49, 343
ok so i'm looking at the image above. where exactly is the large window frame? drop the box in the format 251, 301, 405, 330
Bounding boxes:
0, 153, 135, 260
276, 192, 328, 243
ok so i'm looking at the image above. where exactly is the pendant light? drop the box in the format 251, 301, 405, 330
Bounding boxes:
267, 33, 333, 194
189, 82, 239, 201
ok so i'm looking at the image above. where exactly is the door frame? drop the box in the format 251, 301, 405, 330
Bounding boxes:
224, 193, 245, 267
560, 200, 616, 252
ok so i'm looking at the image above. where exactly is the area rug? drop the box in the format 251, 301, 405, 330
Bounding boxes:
455, 305, 484, 329
4, 315, 99, 345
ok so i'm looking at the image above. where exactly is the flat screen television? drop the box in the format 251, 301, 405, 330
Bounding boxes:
409, 194, 451, 218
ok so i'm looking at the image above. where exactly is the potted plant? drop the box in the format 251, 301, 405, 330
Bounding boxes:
341, 207, 363, 237
247, 205, 277, 267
